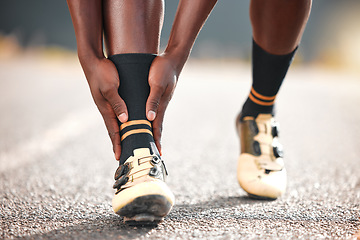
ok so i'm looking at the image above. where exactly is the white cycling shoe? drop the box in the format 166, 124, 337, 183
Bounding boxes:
236, 113, 286, 199
112, 148, 175, 225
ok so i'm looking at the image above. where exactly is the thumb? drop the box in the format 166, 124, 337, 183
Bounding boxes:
146, 85, 164, 121
102, 88, 128, 123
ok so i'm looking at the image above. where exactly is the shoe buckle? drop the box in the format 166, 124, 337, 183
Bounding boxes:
149, 166, 159, 177
151, 155, 161, 165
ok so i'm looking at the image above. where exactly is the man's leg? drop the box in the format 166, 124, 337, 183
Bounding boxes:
103, 0, 163, 164
237, 0, 312, 199
103, 0, 174, 224
103, 0, 163, 55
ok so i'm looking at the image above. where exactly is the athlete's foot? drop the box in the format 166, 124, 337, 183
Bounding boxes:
112, 147, 175, 225
236, 113, 286, 199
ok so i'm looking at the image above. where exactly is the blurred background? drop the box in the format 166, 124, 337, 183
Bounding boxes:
1, 1, 360, 238
1, 0, 360, 69
1, 1, 360, 165
1, 0, 360, 180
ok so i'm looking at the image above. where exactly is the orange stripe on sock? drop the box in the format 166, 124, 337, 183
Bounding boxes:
249, 92, 275, 106
251, 87, 276, 101
120, 120, 152, 131
121, 129, 153, 141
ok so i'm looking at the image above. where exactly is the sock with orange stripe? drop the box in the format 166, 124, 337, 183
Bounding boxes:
241, 39, 297, 119
108, 53, 159, 165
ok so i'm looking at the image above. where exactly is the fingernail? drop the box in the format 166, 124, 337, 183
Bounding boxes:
118, 113, 127, 123
148, 111, 156, 121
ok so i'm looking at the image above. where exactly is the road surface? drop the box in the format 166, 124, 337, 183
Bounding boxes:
0, 55, 359, 239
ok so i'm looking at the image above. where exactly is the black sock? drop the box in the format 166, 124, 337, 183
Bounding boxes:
241, 39, 297, 119
108, 53, 159, 165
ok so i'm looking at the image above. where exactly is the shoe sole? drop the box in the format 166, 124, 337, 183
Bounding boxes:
117, 194, 172, 226
247, 193, 277, 201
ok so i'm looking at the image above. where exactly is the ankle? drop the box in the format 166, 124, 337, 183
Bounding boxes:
240, 97, 275, 120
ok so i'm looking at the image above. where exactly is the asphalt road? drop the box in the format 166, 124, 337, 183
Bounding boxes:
0, 56, 359, 239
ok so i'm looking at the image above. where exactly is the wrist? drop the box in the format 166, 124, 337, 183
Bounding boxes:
163, 45, 191, 75
78, 49, 104, 64
77, 51, 105, 78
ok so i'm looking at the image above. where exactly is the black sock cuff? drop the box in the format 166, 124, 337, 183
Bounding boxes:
109, 53, 156, 121
252, 38, 298, 58
108, 53, 157, 164
108, 53, 157, 65
252, 38, 298, 97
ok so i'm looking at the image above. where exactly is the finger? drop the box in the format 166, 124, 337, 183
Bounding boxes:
101, 87, 128, 123
146, 84, 166, 121
152, 87, 173, 154
108, 130, 121, 160
152, 115, 163, 155
101, 107, 122, 160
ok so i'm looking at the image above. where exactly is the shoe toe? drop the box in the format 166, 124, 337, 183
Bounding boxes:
237, 153, 287, 199
112, 179, 175, 216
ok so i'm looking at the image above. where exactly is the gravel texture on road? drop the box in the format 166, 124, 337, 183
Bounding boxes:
1, 57, 359, 239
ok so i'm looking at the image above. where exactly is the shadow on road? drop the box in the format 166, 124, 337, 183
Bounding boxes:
21, 214, 157, 240
21, 195, 273, 239
173, 195, 274, 212
167, 195, 276, 222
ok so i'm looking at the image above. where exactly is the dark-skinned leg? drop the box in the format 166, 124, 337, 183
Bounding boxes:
242, 0, 312, 117
103, 0, 163, 164
251, 0, 312, 55
103, 0, 175, 224
103, 0, 163, 55
237, 0, 312, 199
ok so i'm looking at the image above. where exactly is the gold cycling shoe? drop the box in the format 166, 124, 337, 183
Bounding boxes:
112, 147, 175, 225
236, 113, 286, 199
